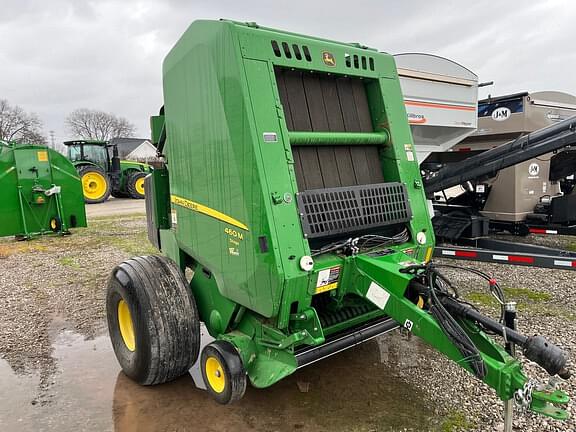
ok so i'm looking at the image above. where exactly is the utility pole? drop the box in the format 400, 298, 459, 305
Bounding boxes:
49, 131, 56, 149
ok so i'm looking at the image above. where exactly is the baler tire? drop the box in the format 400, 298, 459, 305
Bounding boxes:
106, 255, 200, 386
78, 165, 111, 204
201, 340, 247, 404
126, 172, 147, 199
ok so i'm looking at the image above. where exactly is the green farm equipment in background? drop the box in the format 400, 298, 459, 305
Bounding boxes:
0, 140, 87, 239
106, 20, 571, 421
64, 140, 152, 204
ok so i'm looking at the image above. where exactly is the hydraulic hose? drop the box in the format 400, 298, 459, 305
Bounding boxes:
442, 296, 570, 379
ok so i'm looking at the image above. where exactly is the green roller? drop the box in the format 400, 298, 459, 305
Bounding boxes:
106, 20, 571, 420
0, 141, 87, 238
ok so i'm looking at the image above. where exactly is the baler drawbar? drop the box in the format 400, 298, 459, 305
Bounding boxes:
106, 20, 570, 421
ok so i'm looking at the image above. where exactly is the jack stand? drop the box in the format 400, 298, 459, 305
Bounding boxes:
504, 399, 514, 432
503, 302, 517, 432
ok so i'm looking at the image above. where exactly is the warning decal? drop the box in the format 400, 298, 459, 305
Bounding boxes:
37, 150, 48, 162
315, 266, 341, 294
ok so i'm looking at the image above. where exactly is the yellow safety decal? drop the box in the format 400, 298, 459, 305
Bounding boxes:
37, 150, 48, 162
315, 266, 341, 294
315, 282, 338, 294
171, 195, 249, 231
425, 247, 434, 263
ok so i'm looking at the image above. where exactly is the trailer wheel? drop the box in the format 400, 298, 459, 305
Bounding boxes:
126, 172, 147, 199
78, 165, 111, 204
106, 255, 200, 385
201, 340, 247, 404
49, 216, 62, 232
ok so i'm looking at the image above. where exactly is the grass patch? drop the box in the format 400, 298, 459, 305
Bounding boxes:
466, 291, 494, 307
88, 213, 147, 222
73, 215, 157, 256
58, 256, 81, 269
0, 242, 47, 258
107, 231, 158, 255
503, 287, 551, 302
466, 287, 551, 308
1, 215, 156, 259
439, 411, 474, 432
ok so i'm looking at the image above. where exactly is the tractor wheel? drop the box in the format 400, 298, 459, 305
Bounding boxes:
111, 190, 129, 199
78, 165, 111, 204
201, 340, 247, 404
106, 255, 200, 385
126, 172, 147, 199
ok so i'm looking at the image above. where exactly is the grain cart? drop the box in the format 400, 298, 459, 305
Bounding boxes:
64, 140, 152, 203
0, 140, 86, 238
106, 20, 571, 420
426, 91, 576, 237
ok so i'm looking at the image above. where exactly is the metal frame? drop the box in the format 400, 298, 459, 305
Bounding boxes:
435, 238, 576, 270
527, 224, 576, 236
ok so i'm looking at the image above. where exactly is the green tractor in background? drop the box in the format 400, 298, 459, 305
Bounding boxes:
64, 140, 153, 204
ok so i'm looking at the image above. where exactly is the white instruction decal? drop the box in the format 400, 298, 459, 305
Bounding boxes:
366, 281, 390, 310
404, 143, 415, 162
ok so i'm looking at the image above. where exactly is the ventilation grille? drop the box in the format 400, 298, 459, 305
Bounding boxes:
345, 53, 375, 71
271, 40, 311, 61
296, 183, 412, 238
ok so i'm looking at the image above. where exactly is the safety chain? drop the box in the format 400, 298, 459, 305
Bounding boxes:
514, 379, 536, 412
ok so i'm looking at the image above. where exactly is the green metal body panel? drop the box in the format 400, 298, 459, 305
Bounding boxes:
152, 20, 569, 417
161, 20, 432, 318
150, 114, 165, 146
0, 142, 87, 238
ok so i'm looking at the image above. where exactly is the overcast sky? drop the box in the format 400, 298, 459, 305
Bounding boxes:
1, 0, 575, 146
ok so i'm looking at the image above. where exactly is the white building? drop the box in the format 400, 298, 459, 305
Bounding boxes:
109, 138, 158, 162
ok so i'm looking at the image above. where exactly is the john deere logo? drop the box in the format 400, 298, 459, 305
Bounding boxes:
322, 51, 336, 67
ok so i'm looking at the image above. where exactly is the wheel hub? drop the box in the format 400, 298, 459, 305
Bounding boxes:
117, 299, 136, 352
205, 356, 226, 393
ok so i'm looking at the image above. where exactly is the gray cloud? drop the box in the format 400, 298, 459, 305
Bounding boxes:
1, 0, 575, 146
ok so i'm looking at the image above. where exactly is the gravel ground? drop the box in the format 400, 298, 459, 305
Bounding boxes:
492, 233, 576, 251
396, 254, 576, 431
0, 219, 574, 430
0, 215, 156, 404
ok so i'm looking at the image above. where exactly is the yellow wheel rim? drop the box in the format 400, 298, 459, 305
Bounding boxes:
135, 177, 145, 195
118, 299, 136, 352
82, 171, 108, 201
205, 356, 226, 393
50, 218, 57, 230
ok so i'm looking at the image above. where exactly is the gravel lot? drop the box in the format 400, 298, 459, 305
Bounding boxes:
0, 216, 574, 431
399, 255, 576, 431
0, 214, 155, 405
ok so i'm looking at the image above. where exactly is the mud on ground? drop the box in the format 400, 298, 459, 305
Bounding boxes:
0, 215, 156, 404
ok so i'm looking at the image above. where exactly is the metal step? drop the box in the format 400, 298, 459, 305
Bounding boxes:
295, 315, 398, 368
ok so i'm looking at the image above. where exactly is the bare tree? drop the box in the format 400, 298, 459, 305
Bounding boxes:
0, 99, 47, 145
66, 108, 136, 141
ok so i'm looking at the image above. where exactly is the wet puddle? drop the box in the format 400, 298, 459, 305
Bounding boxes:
0, 327, 442, 432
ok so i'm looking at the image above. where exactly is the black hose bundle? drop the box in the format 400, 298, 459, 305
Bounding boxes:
401, 263, 498, 379
426, 268, 486, 379
311, 229, 410, 257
